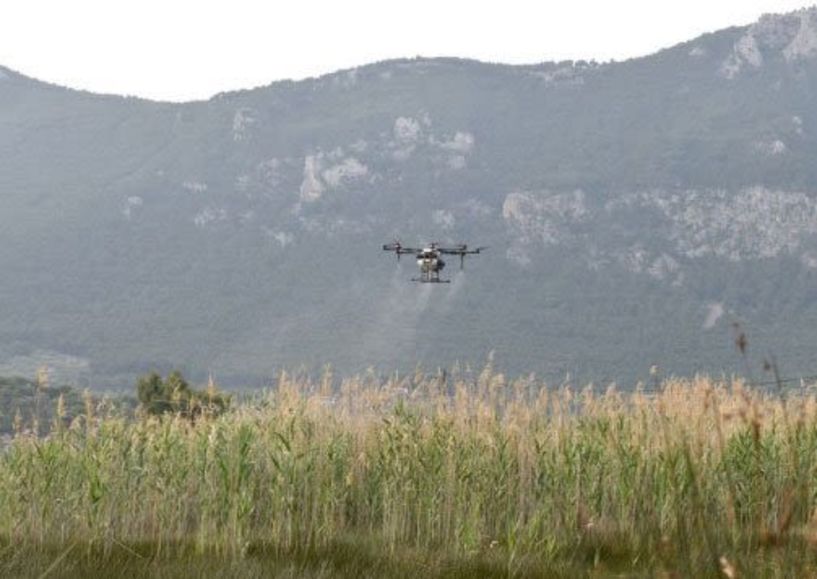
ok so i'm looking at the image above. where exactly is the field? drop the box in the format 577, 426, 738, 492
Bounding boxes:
3, 366, 817, 577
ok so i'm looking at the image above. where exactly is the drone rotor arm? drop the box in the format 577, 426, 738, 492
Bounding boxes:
383, 243, 422, 263
438, 246, 487, 255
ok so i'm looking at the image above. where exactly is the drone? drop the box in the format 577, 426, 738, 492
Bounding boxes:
382, 241, 486, 283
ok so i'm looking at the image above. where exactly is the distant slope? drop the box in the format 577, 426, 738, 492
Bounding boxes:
4, 8, 817, 387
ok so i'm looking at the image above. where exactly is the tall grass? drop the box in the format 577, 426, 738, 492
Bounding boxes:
3, 368, 817, 577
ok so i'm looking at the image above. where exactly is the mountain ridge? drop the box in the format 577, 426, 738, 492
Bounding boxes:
6, 5, 817, 105
5, 5, 816, 104
0, 8, 776, 104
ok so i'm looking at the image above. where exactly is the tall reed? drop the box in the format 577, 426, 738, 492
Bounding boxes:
2, 369, 817, 576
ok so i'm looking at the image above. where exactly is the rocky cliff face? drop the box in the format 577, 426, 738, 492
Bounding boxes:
722, 7, 817, 78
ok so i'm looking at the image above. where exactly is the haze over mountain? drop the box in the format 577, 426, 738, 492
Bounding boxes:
4, 7, 817, 388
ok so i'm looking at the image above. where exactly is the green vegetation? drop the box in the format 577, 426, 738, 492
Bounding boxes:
0, 375, 90, 436
137, 370, 230, 418
0, 373, 139, 437
2, 368, 817, 577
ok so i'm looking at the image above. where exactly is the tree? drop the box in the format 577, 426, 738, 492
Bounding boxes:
136, 370, 229, 419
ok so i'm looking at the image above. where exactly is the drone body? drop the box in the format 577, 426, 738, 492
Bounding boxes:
382, 241, 486, 283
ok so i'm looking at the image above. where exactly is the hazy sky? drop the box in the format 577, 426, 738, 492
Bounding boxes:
0, 0, 813, 101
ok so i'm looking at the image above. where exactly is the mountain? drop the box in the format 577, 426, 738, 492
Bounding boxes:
4, 8, 817, 388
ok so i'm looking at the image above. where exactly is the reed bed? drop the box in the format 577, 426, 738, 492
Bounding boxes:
3, 367, 817, 577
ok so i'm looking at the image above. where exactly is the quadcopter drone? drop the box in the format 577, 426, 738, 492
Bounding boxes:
382, 241, 486, 283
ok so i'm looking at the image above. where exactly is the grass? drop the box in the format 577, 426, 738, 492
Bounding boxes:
3, 366, 817, 577
0, 537, 590, 578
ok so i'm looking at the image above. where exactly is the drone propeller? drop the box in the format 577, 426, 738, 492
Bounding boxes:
383, 240, 402, 261
383, 239, 420, 261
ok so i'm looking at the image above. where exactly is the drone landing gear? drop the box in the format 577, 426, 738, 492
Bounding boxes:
411, 278, 451, 284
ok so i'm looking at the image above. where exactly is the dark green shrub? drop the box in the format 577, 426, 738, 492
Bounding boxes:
136, 370, 229, 419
